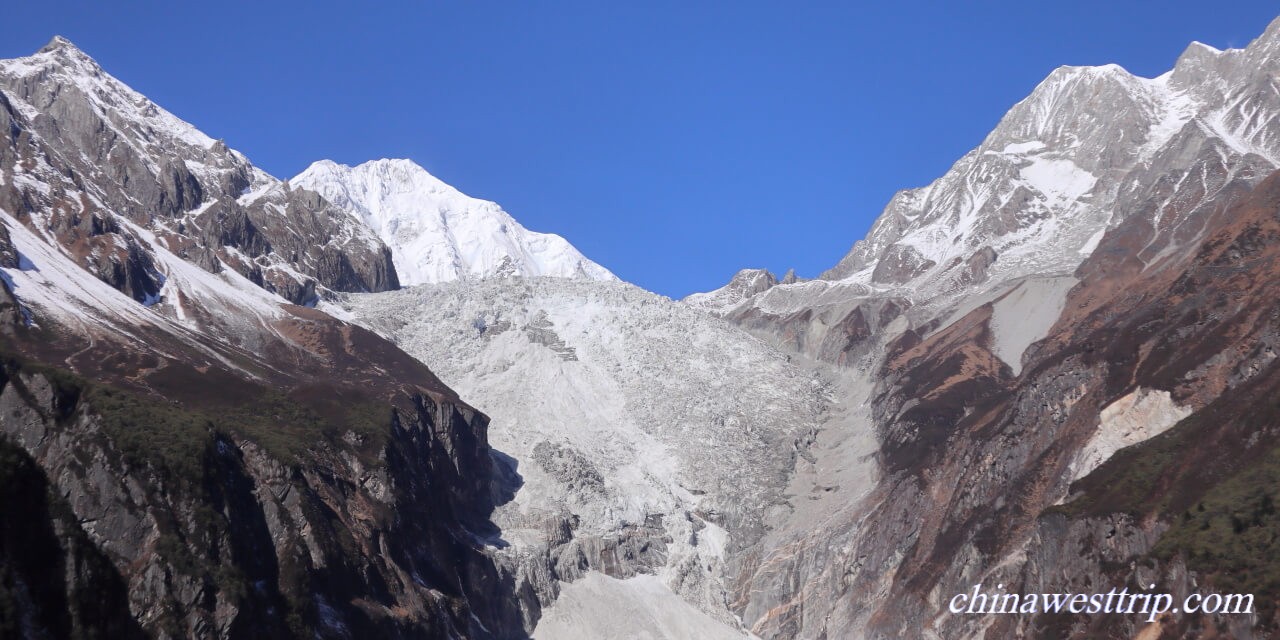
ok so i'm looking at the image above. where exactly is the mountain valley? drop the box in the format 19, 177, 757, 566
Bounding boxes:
3, 15, 1280, 640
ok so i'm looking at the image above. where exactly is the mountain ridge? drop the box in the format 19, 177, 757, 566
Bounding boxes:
291, 158, 616, 286
691, 15, 1280, 319
0, 35, 400, 306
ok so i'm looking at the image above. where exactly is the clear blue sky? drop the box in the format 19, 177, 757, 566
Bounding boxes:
4, 2, 1278, 297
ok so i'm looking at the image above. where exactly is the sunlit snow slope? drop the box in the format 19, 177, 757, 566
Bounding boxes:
292, 159, 616, 285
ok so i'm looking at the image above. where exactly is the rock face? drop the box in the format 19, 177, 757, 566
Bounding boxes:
0, 37, 530, 639
291, 159, 615, 285
0, 436, 146, 640
684, 15, 1280, 640
0, 226, 530, 637
0, 356, 522, 639
826, 169, 1280, 639
0, 37, 399, 306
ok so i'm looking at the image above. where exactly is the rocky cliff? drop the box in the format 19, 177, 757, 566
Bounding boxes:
0, 350, 523, 639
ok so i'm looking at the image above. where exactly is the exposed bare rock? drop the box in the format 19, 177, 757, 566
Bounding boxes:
870, 243, 936, 285
683, 268, 778, 314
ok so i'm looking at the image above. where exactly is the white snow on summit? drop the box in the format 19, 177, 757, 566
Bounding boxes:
291, 159, 616, 285
689, 21, 1280, 318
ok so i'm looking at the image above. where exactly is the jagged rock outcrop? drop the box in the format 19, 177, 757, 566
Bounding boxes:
0, 436, 146, 640
683, 268, 778, 312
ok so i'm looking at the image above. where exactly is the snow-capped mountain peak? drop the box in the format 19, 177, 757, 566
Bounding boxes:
291, 158, 616, 285
5, 36, 223, 163
781, 19, 1280, 309
0, 38, 399, 307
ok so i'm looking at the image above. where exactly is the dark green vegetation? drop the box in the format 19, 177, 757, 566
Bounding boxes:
1, 350, 393, 484
1051, 368, 1280, 627
89, 383, 392, 479
1156, 447, 1280, 602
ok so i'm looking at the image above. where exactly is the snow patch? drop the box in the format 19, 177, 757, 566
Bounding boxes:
1001, 141, 1046, 154
988, 276, 1076, 376
1069, 388, 1192, 483
1138, 80, 1198, 161
1077, 227, 1107, 256
1018, 157, 1096, 206
532, 573, 749, 640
